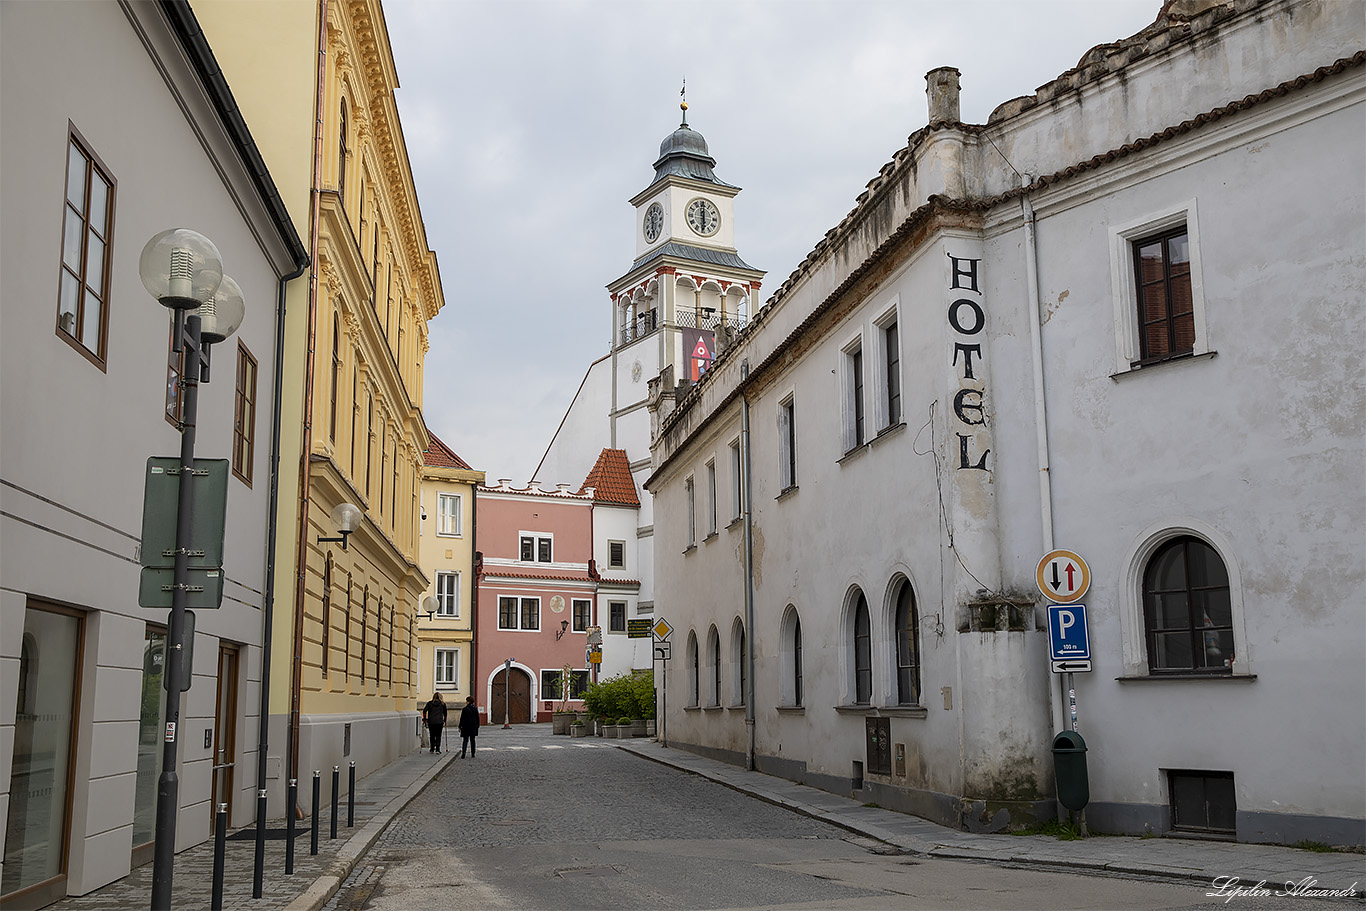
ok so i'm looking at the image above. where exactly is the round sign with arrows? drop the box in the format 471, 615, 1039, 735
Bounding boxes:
1036, 549, 1090, 603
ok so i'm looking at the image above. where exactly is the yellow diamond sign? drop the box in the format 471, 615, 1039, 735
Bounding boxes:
652, 617, 673, 640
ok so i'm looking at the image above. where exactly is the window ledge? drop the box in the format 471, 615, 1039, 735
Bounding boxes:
870, 421, 906, 446
682, 544, 697, 555
776, 485, 799, 502
1116, 673, 1256, 683
702, 532, 718, 544
701, 705, 725, 713
833, 704, 876, 716
837, 443, 868, 465
1111, 349, 1216, 381
726, 703, 747, 711
726, 517, 743, 530
684, 704, 701, 712
877, 704, 928, 718
775, 705, 806, 715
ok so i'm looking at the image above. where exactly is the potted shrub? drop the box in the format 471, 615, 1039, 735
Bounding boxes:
551, 664, 577, 735
570, 720, 589, 738
616, 716, 634, 739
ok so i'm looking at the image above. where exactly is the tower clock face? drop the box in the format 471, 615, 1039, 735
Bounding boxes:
643, 203, 664, 243
686, 198, 720, 237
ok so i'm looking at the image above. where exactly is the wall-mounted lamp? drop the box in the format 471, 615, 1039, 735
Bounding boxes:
318, 502, 362, 550
422, 595, 439, 622
555, 619, 570, 641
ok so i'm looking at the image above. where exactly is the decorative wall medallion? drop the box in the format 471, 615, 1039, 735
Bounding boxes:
550, 595, 565, 613
631, 360, 642, 383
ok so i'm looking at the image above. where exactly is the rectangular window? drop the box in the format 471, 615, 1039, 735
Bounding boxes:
572, 599, 591, 632
537, 537, 552, 563
520, 536, 534, 562
434, 648, 458, 687
498, 596, 518, 630
518, 534, 553, 563
435, 572, 459, 616
1133, 228, 1194, 363
233, 343, 257, 485
729, 439, 742, 521
540, 669, 590, 701
779, 396, 797, 490
57, 127, 115, 366
520, 597, 540, 631
685, 477, 695, 548
609, 601, 627, 633
1169, 770, 1236, 836
706, 461, 717, 536
609, 541, 625, 568
437, 493, 461, 536
845, 343, 865, 450
882, 319, 901, 428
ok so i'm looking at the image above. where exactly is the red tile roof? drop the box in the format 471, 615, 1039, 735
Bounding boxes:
580, 448, 640, 507
482, 568, 593, 583
424, 431, 471, 469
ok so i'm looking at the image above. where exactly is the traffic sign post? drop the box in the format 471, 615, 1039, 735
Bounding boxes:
1036, 550, 1090, 604
651, 618, 671, 748
1046, 603, 1092, 666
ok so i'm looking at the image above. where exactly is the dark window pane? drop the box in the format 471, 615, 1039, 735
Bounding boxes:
1196, 589, 1233, 629
1206, 775, 1237, 832
520, 537, 533, 561
1186, 540, 1228, 589
1138, 242, 1164, 282
521, 598, 539, 630
538, 538, 552, 562
1173, 313, 1196, 353
1145, 325, 1170, 358
1148, 543, 1187, 592
1153, 631, 1193, 670
1149, 592, 1191, 631
1168, 232, 1190, 266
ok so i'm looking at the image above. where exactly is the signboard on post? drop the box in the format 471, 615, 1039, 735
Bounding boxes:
140, 457, 229, 570
652, 617, 673, 640
1047, 603, 1092, 674
626, 619, 652, 639
1036, 550, 1090, 604
654, 641, 671, 661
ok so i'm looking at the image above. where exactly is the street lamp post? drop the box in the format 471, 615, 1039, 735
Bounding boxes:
503, 658, 512, 728
140, 229, 245, 911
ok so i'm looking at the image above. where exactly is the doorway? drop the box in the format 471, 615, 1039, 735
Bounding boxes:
210, 645, 238, 826
489, 668, 531, 724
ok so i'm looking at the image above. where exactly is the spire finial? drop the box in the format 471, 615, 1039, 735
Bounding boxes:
680, 77, 688, 127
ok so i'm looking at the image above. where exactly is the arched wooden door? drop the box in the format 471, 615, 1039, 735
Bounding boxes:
490, 668, 531, 724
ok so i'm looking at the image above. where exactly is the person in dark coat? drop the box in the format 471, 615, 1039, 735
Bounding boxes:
458, 695, 480, 757
422, 693, 447, 753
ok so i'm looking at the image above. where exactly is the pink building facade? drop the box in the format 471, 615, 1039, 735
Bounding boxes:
475, 482, 596, 723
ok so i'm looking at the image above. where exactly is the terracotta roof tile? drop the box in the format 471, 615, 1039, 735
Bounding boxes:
482, 568, 593, 583
424, 431, 471, 469
580, 448, 640, 507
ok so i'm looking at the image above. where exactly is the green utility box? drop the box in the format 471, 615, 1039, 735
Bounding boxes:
1052, 730, 1090, 811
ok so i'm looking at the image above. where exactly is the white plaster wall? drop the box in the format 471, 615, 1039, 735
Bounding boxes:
536, 356, 612, 487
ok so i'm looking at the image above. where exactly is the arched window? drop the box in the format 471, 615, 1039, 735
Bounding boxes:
793, 616, 803, 706
779, 606, 803, 708
894, 580, 920, 705
338, 99, 348, 200
1144, 536, 1232, 673
686, 631, 699, 707
730, 619, 746, 706
852, 591, 871, 704
706, 625, 721, 707
330, 311, 341, 441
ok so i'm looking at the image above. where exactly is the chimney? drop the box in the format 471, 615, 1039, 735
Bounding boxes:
557, 483, 572, 493
497, 478, 511, 488
926, 67, 961, 123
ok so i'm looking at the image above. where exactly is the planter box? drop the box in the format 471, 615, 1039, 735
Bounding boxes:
626, 720, 648, 738
605, 725, 622, 739
644, 720, 656, 737
570, 725, 589, 738
552, 713, 574, 735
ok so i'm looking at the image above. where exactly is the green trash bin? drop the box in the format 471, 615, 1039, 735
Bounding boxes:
1052, 730, 1089, 811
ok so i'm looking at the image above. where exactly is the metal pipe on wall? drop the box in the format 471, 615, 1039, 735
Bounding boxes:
740, 359, 756, 771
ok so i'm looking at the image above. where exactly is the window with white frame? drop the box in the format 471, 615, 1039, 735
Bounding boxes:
705, 460, 717, 536
609, 601, 627, 633
685, 477, 696, 548
571, 599, 591, 632
778, 395, 797, 491
1109, 201, 1210, 374
435, 572, 459, 617
729, 439, 742, 521
498, 595, 541, 631
436, 493, 461, 536
434, 648, 458, 688
540, 668, 589, 701
843, 338, 865, 451
519, 534, 552, 563
879, 313, 901, 429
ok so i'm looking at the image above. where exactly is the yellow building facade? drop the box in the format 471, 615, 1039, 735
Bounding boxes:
194, 0, 442, 796
417, 435, 483, 714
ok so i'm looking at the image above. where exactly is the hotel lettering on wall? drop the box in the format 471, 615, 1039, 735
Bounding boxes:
948, 253, 991, 471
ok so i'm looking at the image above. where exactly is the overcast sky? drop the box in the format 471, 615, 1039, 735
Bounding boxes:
385, 0, 1157, 484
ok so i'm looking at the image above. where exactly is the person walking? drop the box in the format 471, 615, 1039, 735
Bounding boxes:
458, 695, 480, 757
422, 692, 448, 754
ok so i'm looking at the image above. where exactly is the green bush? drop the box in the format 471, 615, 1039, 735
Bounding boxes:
581, 671, 657, 721
617, 716, 633, 726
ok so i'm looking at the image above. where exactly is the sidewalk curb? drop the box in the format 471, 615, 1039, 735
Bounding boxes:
284, 751, 456, 911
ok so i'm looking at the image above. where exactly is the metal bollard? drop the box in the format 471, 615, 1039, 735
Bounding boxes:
310, 771, 320, 856
330, 766, 339, 840
285, 778, 297, 875
348, 762, 356, 827
211, 803, 227, 911
253, 788, 267, 898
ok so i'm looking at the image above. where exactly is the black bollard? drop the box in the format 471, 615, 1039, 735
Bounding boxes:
348, 762, 356, 828
252, 788, 266, 898
285, 778, 297, 875
211, 803, 227, 911
330, 766, 339, 840
310, 771, 320, 855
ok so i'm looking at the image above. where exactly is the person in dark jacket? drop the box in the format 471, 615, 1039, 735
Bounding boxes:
422, 693, 447, 753
458, 695, 480, 757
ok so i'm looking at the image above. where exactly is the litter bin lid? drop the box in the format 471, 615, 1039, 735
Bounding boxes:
1052, 730, 1087, 751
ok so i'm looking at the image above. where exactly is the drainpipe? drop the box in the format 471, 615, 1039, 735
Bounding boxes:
740, 360, 756, 771
469, 486, 478, 704
286, 0, 328, 785
1021, 183, 1067, 745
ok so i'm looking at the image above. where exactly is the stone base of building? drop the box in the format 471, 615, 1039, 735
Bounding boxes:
265, 711, 422, 815
1084, 801, 1366, 848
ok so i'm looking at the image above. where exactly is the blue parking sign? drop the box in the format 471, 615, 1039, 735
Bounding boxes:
1047, 604, 1091, 661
